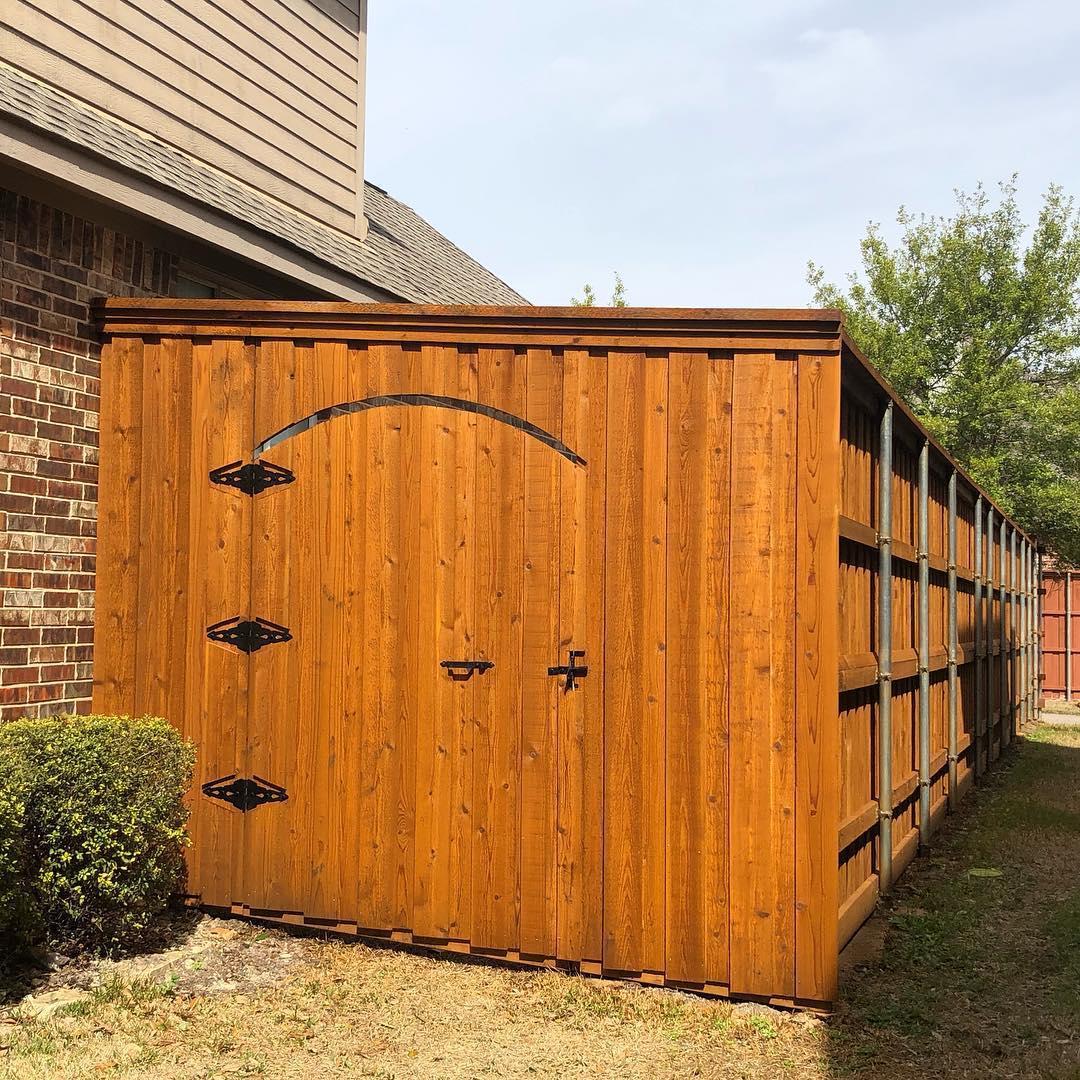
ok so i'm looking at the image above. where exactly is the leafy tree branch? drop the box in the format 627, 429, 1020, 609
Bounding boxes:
810, 178, 1080, 561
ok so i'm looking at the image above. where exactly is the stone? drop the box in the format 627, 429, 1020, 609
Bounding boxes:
730, 1001, 782, 1019
17, 988, 91, 1021
110, 943, 211, 986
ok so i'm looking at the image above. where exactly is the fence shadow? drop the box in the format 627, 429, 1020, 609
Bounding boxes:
822, 727, 1080, 1079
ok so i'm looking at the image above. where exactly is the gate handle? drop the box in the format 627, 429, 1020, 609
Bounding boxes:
441, 659, 494, 681
548, 650, 588, 691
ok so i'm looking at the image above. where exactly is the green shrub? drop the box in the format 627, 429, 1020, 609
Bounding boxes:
0, 747, 32, 951
0, 715, 195, 954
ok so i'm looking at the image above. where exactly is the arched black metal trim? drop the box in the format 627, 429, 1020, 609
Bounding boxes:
253, 394, 587, 467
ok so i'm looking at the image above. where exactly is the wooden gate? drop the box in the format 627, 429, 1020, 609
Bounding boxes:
94, 302, 843, 1007
237, 342, 605, 963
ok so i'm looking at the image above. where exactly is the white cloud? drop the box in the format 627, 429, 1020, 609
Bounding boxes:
365, 0, 1080, 306
757, 27, 888, 116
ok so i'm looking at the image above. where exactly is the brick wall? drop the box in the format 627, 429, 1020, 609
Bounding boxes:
0, 189, 178, 720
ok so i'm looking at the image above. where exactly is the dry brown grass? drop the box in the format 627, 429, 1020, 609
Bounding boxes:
4, 722, 1080, 1079
1, 942, 825, 1078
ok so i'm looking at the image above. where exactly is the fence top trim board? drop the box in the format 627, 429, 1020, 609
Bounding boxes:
96, 300, 1036, 544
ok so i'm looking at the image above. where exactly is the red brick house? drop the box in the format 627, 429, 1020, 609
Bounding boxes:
0, 2, 523, 718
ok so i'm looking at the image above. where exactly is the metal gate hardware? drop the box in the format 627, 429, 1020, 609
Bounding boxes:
548, 650, 588, 691
209, 459, 295, 496
440, 659, 495, 680
202, 774, 288, 812
206, 616, 292, 654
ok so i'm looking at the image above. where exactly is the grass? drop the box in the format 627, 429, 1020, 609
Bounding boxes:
830, 722, 1080, 1078
3, 723, 1080, 1078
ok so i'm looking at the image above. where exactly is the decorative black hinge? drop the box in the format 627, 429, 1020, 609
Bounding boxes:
206, 616, 292, 654
548, 649, 588, 691
202, 774, 288, 812
209, 459, 295, 496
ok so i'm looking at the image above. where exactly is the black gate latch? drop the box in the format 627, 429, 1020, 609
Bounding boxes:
548, 650, 588, 691
440, 659, 495, 681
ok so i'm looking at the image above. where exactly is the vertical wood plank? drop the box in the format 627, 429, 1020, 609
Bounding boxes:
472, 347, 525, 951
92, 335, 144, 715
413, 346, 459, 941
556, 349, 607, 966
603, 351, 667, 977
356, 344, 410, 931
448, 348, 478, 943
665, 351, 732, 988
398, 347, 424, 932
280, 342, 321, 917
728, 354, 796, 999
520, 347, 562, 957
794, 352, 841, 1004
133, 337, 192, 722
185, 338, 253, 909
308, 341, 350, 919
642, 353, 668, 977
245, 337, 300, 915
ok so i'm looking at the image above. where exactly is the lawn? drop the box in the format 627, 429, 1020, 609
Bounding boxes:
3, 721, 1080, 1079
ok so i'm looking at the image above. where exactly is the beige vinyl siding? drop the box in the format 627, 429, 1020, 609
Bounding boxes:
1, 0, 365, 233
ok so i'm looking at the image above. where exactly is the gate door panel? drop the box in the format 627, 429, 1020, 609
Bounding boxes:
235, 341, 603, 963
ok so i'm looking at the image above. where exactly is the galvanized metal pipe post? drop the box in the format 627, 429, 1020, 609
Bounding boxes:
1018, 537, 1027, 730
987, 506, 996, 763
1007, 526, 1017, 742
974, 496, 984, 779
1021, 540, 1028, 724
947, 470, 958, 804
1029, 542, 1036, 720
917, 442, 931, 845
999, 518, 1008, 747
878, 402, 895, 892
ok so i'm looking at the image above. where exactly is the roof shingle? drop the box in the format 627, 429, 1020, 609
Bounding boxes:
0, 62, 526, 304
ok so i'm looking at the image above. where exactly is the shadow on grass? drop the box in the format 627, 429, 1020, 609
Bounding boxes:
824, 726, 1080, 1079
0, 904, 203, 1007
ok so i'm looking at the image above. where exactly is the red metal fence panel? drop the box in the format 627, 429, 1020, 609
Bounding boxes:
1041, 568, 1078, 700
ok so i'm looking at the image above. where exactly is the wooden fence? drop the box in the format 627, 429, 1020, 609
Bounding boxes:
92, 301, 1040, 1007
836, 345, 1041, 945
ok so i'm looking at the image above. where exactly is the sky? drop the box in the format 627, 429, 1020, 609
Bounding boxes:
365, 0, 1080, 307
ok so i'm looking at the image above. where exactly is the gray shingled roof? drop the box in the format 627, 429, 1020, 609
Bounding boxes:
0, 62, 526, 304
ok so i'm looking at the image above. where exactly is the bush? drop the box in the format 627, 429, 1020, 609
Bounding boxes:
0, 715, 195, 954
0, 747, 32, 952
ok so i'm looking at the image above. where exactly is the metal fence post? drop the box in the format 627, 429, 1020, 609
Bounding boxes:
974, 496, 984, 778
1019, 537, 1027, 730
987, 506, 995, 764
947, 470, 958, 807
1024, 537, 1031, 729
999, 518, 1008, 749
878, 402, 894, 892
1008, 526, 1017, 742
917, 442, 931, 845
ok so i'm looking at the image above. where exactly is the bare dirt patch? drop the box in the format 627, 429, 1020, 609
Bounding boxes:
3, 913, 307, 1009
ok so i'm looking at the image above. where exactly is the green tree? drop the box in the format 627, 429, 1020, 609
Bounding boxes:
809, 179, 1080, 561
572, 272, 628, 307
